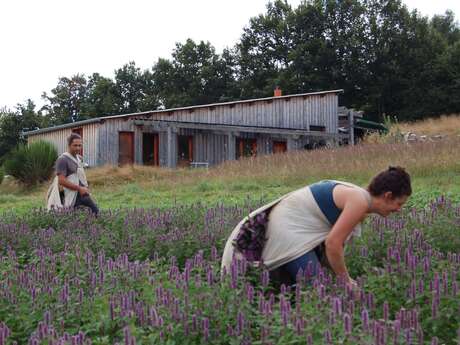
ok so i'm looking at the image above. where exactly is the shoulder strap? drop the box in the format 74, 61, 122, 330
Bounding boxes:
62, 152, 81, 166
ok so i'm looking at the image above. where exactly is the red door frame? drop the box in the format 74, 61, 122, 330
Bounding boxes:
273, 141, 287, 154
238, 138, 257, 158
251, 140, 257, 156
153, 133, 159, 166
188, 136, 194, 162
119, 131, 134, 165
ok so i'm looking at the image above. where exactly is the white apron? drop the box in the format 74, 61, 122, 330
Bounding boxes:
46, 153, 88, 211
221, 181, 370, 272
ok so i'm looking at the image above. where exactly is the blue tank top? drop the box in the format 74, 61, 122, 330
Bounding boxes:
309, 180, 342, 225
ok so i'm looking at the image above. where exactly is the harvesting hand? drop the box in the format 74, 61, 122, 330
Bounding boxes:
78, 186, 89, 196
347, 277, 359, 290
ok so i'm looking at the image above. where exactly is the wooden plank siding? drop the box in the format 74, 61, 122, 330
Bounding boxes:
28, 123, 99, 166
97, 118, 144, 165
143, 94, 338, 133
26, 91, 342, 169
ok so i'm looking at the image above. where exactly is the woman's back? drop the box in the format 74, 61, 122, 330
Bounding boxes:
261, 181, 370, 269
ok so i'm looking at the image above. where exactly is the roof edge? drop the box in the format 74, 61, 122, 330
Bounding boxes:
24, 89, 344, 136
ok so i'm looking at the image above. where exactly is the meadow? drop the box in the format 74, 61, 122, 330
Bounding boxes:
0, 116, 459, 344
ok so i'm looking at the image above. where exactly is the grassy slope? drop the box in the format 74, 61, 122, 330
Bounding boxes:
1, 116, 459, 214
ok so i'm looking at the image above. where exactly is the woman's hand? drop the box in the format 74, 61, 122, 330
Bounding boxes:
346, 277, 361, 299
346, 277, 359, 289
78, 186, 89, 196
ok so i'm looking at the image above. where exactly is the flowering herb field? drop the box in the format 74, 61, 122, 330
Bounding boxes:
0, 197, 459, 345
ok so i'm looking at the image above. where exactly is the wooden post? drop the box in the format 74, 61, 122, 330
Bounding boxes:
166, 126, 177, 168
227, 132, 236, 160
287, 136, 298, 151
349, 110, 355, 145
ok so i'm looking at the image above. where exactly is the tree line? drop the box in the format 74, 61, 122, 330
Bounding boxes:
1, 0, 459, 163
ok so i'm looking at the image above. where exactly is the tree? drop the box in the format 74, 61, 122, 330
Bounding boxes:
0, 100, 42, 163
114, 61, 159, 114
153, 39, 239, 108
236, 0, 294, 98
431, 10, 460, 45
235, 0, 460, 121
85, 73, 120, 117
41, 74, 91, 124
0, 108, 22, 163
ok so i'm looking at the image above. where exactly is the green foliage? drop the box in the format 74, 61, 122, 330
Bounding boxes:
41, 74, 90, 124
0, 100, 42, 163
3, 140, 57, 185
0, 166, 4, 185
85, 73, 121, 117
237, 0, 460, 120
3, 145, 29, 182
153, 40, 239, 108
114, 61, 159, 114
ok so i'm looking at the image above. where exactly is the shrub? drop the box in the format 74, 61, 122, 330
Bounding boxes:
3, 141, 58, 185
0, 166, 4, 185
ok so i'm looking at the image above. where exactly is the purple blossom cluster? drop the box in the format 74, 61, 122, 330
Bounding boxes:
0, 196, 458, 344
234, 211, 269, 262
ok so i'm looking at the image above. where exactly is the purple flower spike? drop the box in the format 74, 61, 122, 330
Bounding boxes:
295, 318, 303, 335
202, 317, 210, 340
361, 308, 369, 332
333, 297, 342, 316
123, 327, 131, 345
383, 301, 389, 321
237, 312, 245, 336
431, 297, 438, 319
343, 313, 352, 335
261, 269, 269, 287
324, 329, 332, 344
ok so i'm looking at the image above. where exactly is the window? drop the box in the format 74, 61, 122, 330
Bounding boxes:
236, 138, 257, 159
309, 125, 326, 132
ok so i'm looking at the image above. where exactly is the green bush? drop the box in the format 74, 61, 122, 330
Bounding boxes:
4, 141, 58, 185
0, 166, 4, 185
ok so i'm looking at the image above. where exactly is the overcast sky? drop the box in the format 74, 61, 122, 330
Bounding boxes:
1, 0, 459, 110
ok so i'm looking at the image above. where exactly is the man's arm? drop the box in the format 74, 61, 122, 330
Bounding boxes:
57, 174, 88, 195
56, 158, 88, 195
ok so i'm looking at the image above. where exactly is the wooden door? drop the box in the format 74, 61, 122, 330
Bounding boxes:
178, 135, 193, 167
72, 128, 83, 156
273, 141, 287, 154
142, 133, 159, 166
119, 131, 134, 165
237, 138, 257, 159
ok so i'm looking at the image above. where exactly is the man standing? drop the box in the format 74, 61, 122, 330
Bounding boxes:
47, 133, 99, 215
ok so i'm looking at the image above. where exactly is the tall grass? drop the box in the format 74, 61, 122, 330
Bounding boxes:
397, 113, 460, 136
209, 137, 460, 183
1, 135, 459, 213
78, 136, 460, 190
364, 113, 460, 144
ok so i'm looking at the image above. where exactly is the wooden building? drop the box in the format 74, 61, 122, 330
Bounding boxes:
25, 89, 346, 168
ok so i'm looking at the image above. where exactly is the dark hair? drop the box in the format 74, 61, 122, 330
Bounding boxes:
368, 166, 412, 198
67, 133, 82, 146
